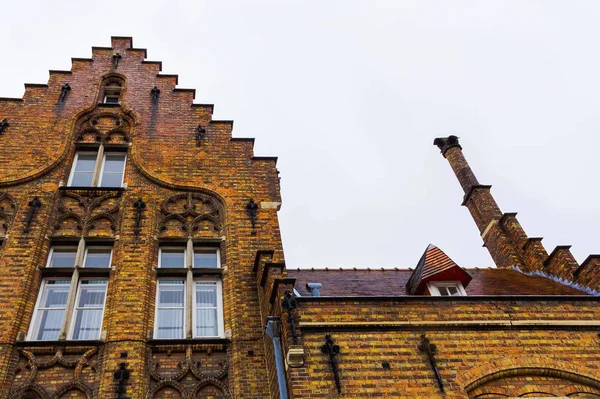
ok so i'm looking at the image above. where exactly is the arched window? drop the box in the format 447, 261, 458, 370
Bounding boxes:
99, 76, 124, 104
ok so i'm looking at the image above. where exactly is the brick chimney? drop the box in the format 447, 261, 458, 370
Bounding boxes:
434, 136, 600, 293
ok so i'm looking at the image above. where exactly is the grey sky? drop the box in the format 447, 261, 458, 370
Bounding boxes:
1, 1, 598, 269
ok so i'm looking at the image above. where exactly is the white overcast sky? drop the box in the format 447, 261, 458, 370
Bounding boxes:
1, 1, 599, 269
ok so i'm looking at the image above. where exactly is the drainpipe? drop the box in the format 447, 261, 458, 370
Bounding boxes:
265, 316, 289, 399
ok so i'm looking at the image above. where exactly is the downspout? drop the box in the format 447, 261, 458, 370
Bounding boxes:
265, 316, 289, 399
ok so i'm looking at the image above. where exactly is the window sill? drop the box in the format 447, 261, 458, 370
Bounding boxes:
59, 186, 125, 193
16, 339, 103, 348
147, 338, 230, 346
156, 268, 223, 277
39, 266, 112, 278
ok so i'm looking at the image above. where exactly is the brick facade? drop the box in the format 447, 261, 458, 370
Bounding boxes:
0, 38, 598, 399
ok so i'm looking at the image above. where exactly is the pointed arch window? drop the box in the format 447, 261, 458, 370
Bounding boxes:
101, 78, 123, 104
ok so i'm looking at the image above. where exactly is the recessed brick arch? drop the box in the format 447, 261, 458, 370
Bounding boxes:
457, 355, 600, 398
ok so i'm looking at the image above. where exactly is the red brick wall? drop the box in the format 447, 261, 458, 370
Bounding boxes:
0, 37, 283, 398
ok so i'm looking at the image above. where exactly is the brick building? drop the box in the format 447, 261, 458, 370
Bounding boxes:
0, 37, 599, 398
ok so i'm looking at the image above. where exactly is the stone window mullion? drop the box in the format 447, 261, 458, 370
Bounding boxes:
90, 144, 104, 187
186, 237, 194, 338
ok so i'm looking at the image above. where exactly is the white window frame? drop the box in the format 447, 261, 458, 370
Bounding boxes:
46, 246, 78, 268
67, 278, 108, 340
67, 151, 98, 187
158, 246, 220, 269
154, 278, 187, 339
82, 246, 113, 268
158, 246, 187, 269
192, 279, 224, 338
103, 94, 120, 104
193, 247, 221, 269
67, 150, 126, 188
98, 152, 127, 188
27, 279, 71, 341
427, 281, 467, 297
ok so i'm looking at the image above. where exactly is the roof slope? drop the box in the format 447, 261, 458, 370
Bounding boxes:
288, 268, 587, 297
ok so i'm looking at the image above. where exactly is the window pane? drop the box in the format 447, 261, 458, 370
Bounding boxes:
72, 282, 106, 340
35, 309, 65, 340
84, 248, 112, 268
77, 285, 106, 308
71, 154, 96, 187
438, 287, 450, 296
41, 282, 70, 307
103, 154, 126, 173
196, 309, 218, 337
195, 283, 218, 337
159, 283, 184, 307
49, 248, 77, 268
99, 154, 125, 187
156, 281, 184, 339
156, 309, 184, 339
32, 281, 70, 340
104, 95, 120, 104
196, 286, 217, 307
447, 286, 459, 296
160, 249, 185, 268
74, 154, 97, 172
71, 172, 94, 187
193, 250, 218, 268
72, 309, 103, 340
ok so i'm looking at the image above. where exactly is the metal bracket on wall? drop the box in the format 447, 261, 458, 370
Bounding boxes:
246, 199, 258, 234
321, 334, 341, 394
133, 198, 146, 236
24, 197, 42, 233
112, 53, 122, 69
281, 291, 299, 344
60, 83, 71, 102
195, 124, 206, 145
113, 362, 130, 398
151, 86, 160, 104
0, 118, 9, 134
418, 334, 444, 392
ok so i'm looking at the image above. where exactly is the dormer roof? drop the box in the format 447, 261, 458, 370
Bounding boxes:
406, 244, 473, 295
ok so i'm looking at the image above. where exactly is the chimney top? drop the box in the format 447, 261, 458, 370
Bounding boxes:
433, 135, 462, 157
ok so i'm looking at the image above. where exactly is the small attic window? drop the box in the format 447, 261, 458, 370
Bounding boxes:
103, 82, 121, 104
99, 77, 124, 104
427, 281, 467, 296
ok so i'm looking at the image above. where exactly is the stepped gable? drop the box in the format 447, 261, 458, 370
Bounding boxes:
288, 267, 586, 297
406, 244, 473, 294
0, 36, 280, 203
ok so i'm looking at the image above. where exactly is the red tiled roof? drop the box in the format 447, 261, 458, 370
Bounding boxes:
288, 268, 587, 297
405, 244, 472, 294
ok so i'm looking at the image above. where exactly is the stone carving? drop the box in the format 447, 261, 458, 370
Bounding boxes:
9, 346, 99, 399
146, 345, 232, 399
158, 193, 224, 238
0, 192, 17, 237
74, 110, 132, 145
53, 190, 121, 237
